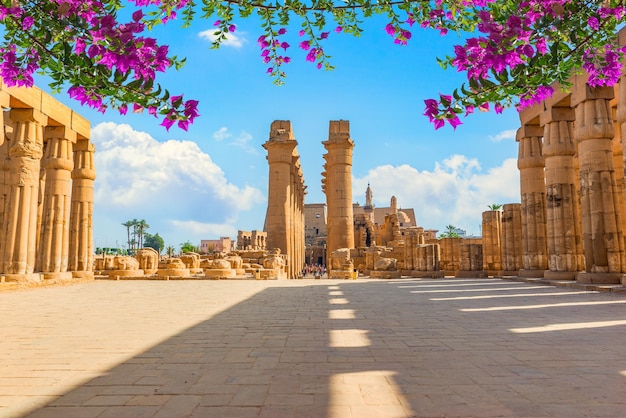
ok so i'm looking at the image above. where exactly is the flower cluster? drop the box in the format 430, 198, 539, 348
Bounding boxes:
583, 44, 626, 88
0, 0, 197, 130
384, 22, 412, 46
257, 28, 291, 81
425, 0, 626, 129
423, 95, 462, 130
0, 0, 624, 132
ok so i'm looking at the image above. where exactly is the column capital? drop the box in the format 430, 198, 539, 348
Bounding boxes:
9, 108, 47, 126
44, 125, 77, 142
73, 139, 95, 152
540, 106, 575, 126
570, 79, 614, 108
516, 124, 543, 141
269, 120, 295, 140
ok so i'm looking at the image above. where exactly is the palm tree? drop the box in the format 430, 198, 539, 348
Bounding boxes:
131, 218, 139, 251
136, 219, 149, 248
487, 203, 502, 211
439, 224, 461, 238
121, 220, 134, 250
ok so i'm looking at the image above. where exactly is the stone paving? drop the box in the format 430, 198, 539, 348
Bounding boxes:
2, 277, 626, 417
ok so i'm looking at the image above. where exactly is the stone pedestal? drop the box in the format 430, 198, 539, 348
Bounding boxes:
157, 268, 190, 279
204, 268, 236, 279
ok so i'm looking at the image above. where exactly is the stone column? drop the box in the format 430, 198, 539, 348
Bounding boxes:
612, 111, 626, 244
38, 126, 75, 279
619, 64, 626, 286
263, 120, 305, 279
0, 112, 12, 265
540, 107, 584, 280
296, 176, 306, 277
572, 79, 625, 283
517, 124, 548, 277
68, 139, 96, 278
500, 203, 523, 276
2, 108, 46, 282
322, 120, 355, 266
481, 210, 502, 275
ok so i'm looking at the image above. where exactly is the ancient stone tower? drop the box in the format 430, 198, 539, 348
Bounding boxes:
322, 120, 355, 265
263, 120, 305, 279
0, 82, 94, 283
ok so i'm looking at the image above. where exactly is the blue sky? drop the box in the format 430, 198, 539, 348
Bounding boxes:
37, 10, 521, 251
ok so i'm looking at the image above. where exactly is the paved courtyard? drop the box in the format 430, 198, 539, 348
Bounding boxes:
1, 277, 626, 417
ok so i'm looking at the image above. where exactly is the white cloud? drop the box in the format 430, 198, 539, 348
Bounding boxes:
489, 128, 517, 142
213, 126, 231, 141
213, 127, 257, 154
198, 29, 246, 48
91, 122, 265, 248
352, 156, 520, 236
170, 220, 238, 241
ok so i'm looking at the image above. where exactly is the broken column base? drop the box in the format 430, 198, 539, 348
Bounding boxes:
42, 272, 73, 281
107, 269, 145, 279
518, 269, 545, 278
204, 268, 235, 280
543, 270, 577, 281
369, 270, 401, 279
330, 269, 358, 279
157, 268, 190, 279
577, 272, 623, 284
72, 271, 95, 280
2, 273, 42, 283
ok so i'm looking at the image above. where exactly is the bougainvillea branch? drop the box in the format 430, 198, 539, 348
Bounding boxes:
0, 0, 624, 130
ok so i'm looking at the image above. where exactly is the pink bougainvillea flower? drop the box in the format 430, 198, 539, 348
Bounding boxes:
448, 116, 462, 130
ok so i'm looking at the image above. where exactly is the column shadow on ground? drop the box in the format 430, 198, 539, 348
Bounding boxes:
25, 278, 626, 417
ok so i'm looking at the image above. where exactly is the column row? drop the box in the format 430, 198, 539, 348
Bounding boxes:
517, 74, 626, 284
0, 108, 95, 282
